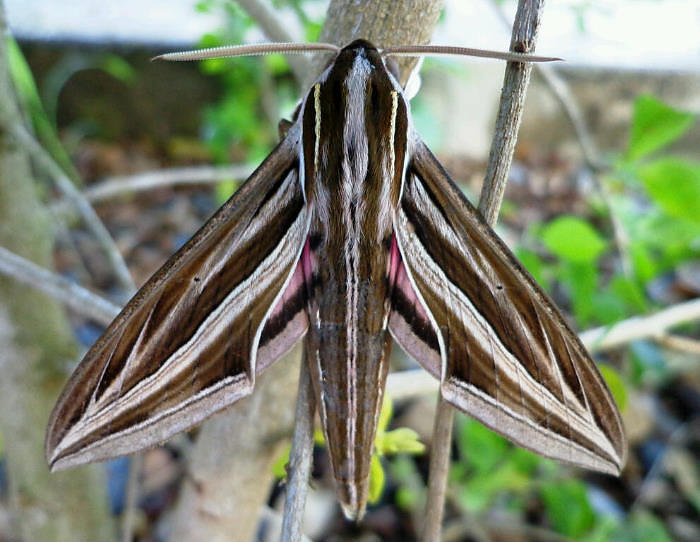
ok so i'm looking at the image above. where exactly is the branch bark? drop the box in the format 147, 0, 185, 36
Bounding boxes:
170, 2, 443, 540
0, 3, 116, 540
422, 2, 547, 540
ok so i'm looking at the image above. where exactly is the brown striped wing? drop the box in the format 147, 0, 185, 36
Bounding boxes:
391, 138, 626, 474
46, 127, 309, 471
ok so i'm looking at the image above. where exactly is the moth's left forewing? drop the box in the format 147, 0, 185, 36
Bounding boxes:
390, 135, 626, 474
46, 125, 310, 470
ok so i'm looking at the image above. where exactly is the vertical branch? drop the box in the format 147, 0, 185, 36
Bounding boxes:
421, 1, 547, 540
0, 2, 116, 540
173, 2, 444, 539
480, 0, 547, 223
281, 1, 443, 539
280, 349, 316, 542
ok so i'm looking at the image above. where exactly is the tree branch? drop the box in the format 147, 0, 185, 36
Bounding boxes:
422, 2, 546, 540
0, 246, 119, 326
12, 124, 135, 294
70, 164, 254, 206
280, 350, 316, 542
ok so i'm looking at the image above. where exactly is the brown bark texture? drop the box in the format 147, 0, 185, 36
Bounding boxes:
0, 2, 116, 541
170, 1, 444, 540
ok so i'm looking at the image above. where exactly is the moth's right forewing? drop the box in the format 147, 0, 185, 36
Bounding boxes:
46, 124, 310, 471
392, 136, 626, 475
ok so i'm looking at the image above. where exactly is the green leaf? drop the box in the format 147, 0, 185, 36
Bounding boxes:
609, 275, 647, 314
6, 37, 81, 181
215, 179, 238, 205
368, 454, 385, 504
271, 444, 291, 479
561, 262, 598, 326
380, 428, 425, 455
541, 480, 595, 537
100, 55, 135, 83
609, 511, 672, 542
377, 394, 393, 434
458, 419, 508, 472
514, 246, 547, 287
541, 216, 607, 264
639, 158, 700, 223
313, 428, 325, 445
627, 95, 694, 161
456, 461, 531, 513
599, 365, 627, 410
509, 447, 543, 475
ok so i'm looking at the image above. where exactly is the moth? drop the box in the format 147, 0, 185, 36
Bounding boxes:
46, 39, 626, 520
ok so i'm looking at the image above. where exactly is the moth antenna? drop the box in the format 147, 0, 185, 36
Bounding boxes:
381, 45, 562, 63
153, 42, 340, 62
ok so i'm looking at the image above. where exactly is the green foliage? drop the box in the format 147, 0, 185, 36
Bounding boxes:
599, 364, 627, 410
541, 215, 608, 264
584, 511, 673, 542
526, 95, 698, 333
369, 396, 425, 503
638, 158, 700, 222
270, 395, 424, 506
626, 94, 694, 161
541, 480, 595, 537
452, 417, 548, 514
468, 93, 696, 539
6, 37, 81, 181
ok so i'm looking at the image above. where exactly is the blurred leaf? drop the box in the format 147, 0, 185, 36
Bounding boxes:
368, 454, 385, 504
609, 511, 672, 542
271, 443, 291, 479
509, 447, 543, 475
313, 428, 325, 445
627, 95, 694, 161
456, 461, 530, 513
542, 216, 607, 264
630, 340, 668, 385
609, 275, 647, 314
100, 55, 135, 83
395, 486, 418, 511
582, 516, 619, 542
590, 290, 627, 325
380, 428, 425, 455
561, 262, 598, 326
514, 246, 547, 287
215, 179, 238, 204
375, 396, 425, 456
458, 419, 508, 472
389, 456, 424, 511
629, 242, 657, 283
6, 37, 80, 180
599, 365, 627, 410
638, 158, 700, 223
541, 480, 594, 537
377, 394, 393, 434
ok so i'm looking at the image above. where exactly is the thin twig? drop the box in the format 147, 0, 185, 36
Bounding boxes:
1, 242, 698, 400
239, 2, 318, 535
121, 454, 142, 542
389, 296, 700, 398
654, 333, 700, 356
422, 2, 547, 540
235, 0, 311, 83
421, 398, 456, 541
489, 0, 635, 278
261, 507, 313, 542
0, 245, 120, 325
12, 124, 136, 294
79, 165, 254, 205
579, 297, 700, 351
280, 350, 316, 542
